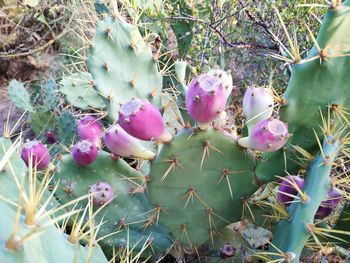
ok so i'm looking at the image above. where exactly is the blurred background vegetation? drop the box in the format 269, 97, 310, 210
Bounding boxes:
0, 0, 326, 136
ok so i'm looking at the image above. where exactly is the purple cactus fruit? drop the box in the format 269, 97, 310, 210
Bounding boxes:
72, 140, 98, 166
247, 118, 289, 152
21, 140, 51, 170
89, 182, 115, 207
186, 74, 228, 130
242, 87, 274, 133
77, 116, 103, 147
277, 176, 305, 206
103, 124, 156, 160
220, 243, 235, 259
118, 98, 172, 142
315, 190, 342, 219
45, 131, 56, 144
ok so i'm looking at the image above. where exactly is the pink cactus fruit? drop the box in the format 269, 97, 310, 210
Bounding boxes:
102, 124, 156, 160
186, 74, 228, 130
248, 118, 289, 152
242, 87, 274, 133
21, 140, 51, 170
315, 190, 342, 219
77, 115, 103, 147
72, 140, 98, 166
89, 182, 115, 207
118, 98, 172, 142
277, 176, 305, 206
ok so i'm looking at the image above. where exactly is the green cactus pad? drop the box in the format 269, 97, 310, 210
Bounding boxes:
53, 151, 173, 256
42, 79, 59, 111
255, 2, 350, 182
87, 15, 162, 121
60, 72, 106, 110
0, 138, 28, 203
271, 136, 340, 262
148, 128, 257, 246
7, 80, 33, 112
30, 110, 57, 136
57, 110, 76, 146
0, 201, 108, 263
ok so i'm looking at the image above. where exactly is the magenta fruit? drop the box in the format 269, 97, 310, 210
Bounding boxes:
277, 176, 305, 206
118, 98, 172, 142
239, 118, 289, 152
103, 124, 156, 160
315, 190, 342, 219
242, 87, 274, 133
186, 74, 228, 130
89, 182, 115, 207
72, 140, 98, 166
21, 140, 51, 170
77, 115, 103, 147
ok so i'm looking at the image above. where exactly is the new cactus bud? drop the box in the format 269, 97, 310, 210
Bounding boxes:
277, 176, 305, 206
118, 98, 172, 142
89, 182, 115, 207
243, 87, 274, 133
21, 140, 51, 170
72, 140, 98, 166
315, 190, 342, 219
186, 74, 228, 130
102, 124, 156, 160
238, 118, 289, 152
174, 60, 187, 83
207, 68, 233, 97
77, 115, 103, 147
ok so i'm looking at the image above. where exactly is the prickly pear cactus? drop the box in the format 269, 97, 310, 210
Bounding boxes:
60, 72, 106, 110
0, 138, 107, 263
270, 135, 342, 262
148, 128, 257, 246
0, 202, 108, 263
57, 110, 77, 145
87, 15, 162, 121
40, 79, 59, 111
53, 151, 174, 256
7, 80, 33, 112
255, 1, 350, 182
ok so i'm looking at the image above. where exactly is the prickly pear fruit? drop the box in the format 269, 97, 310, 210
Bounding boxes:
89, 181, 115, 207
186, 74, 228, 130
243, 87, 274, 133
277, 176, 304, 206
238, 118, 289, 152
45, 131, 56, 144
220, 243, 236, 259
72, 140, 98, 166
77, 115, 103, 147
102, 124, 156, 160
118, 98, 172, 142
207, 68, 233, 96
21, 140, 51, 170
315, 190, 342, 219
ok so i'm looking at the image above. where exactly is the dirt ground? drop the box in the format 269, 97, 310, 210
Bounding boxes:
0, 53, 60, 136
